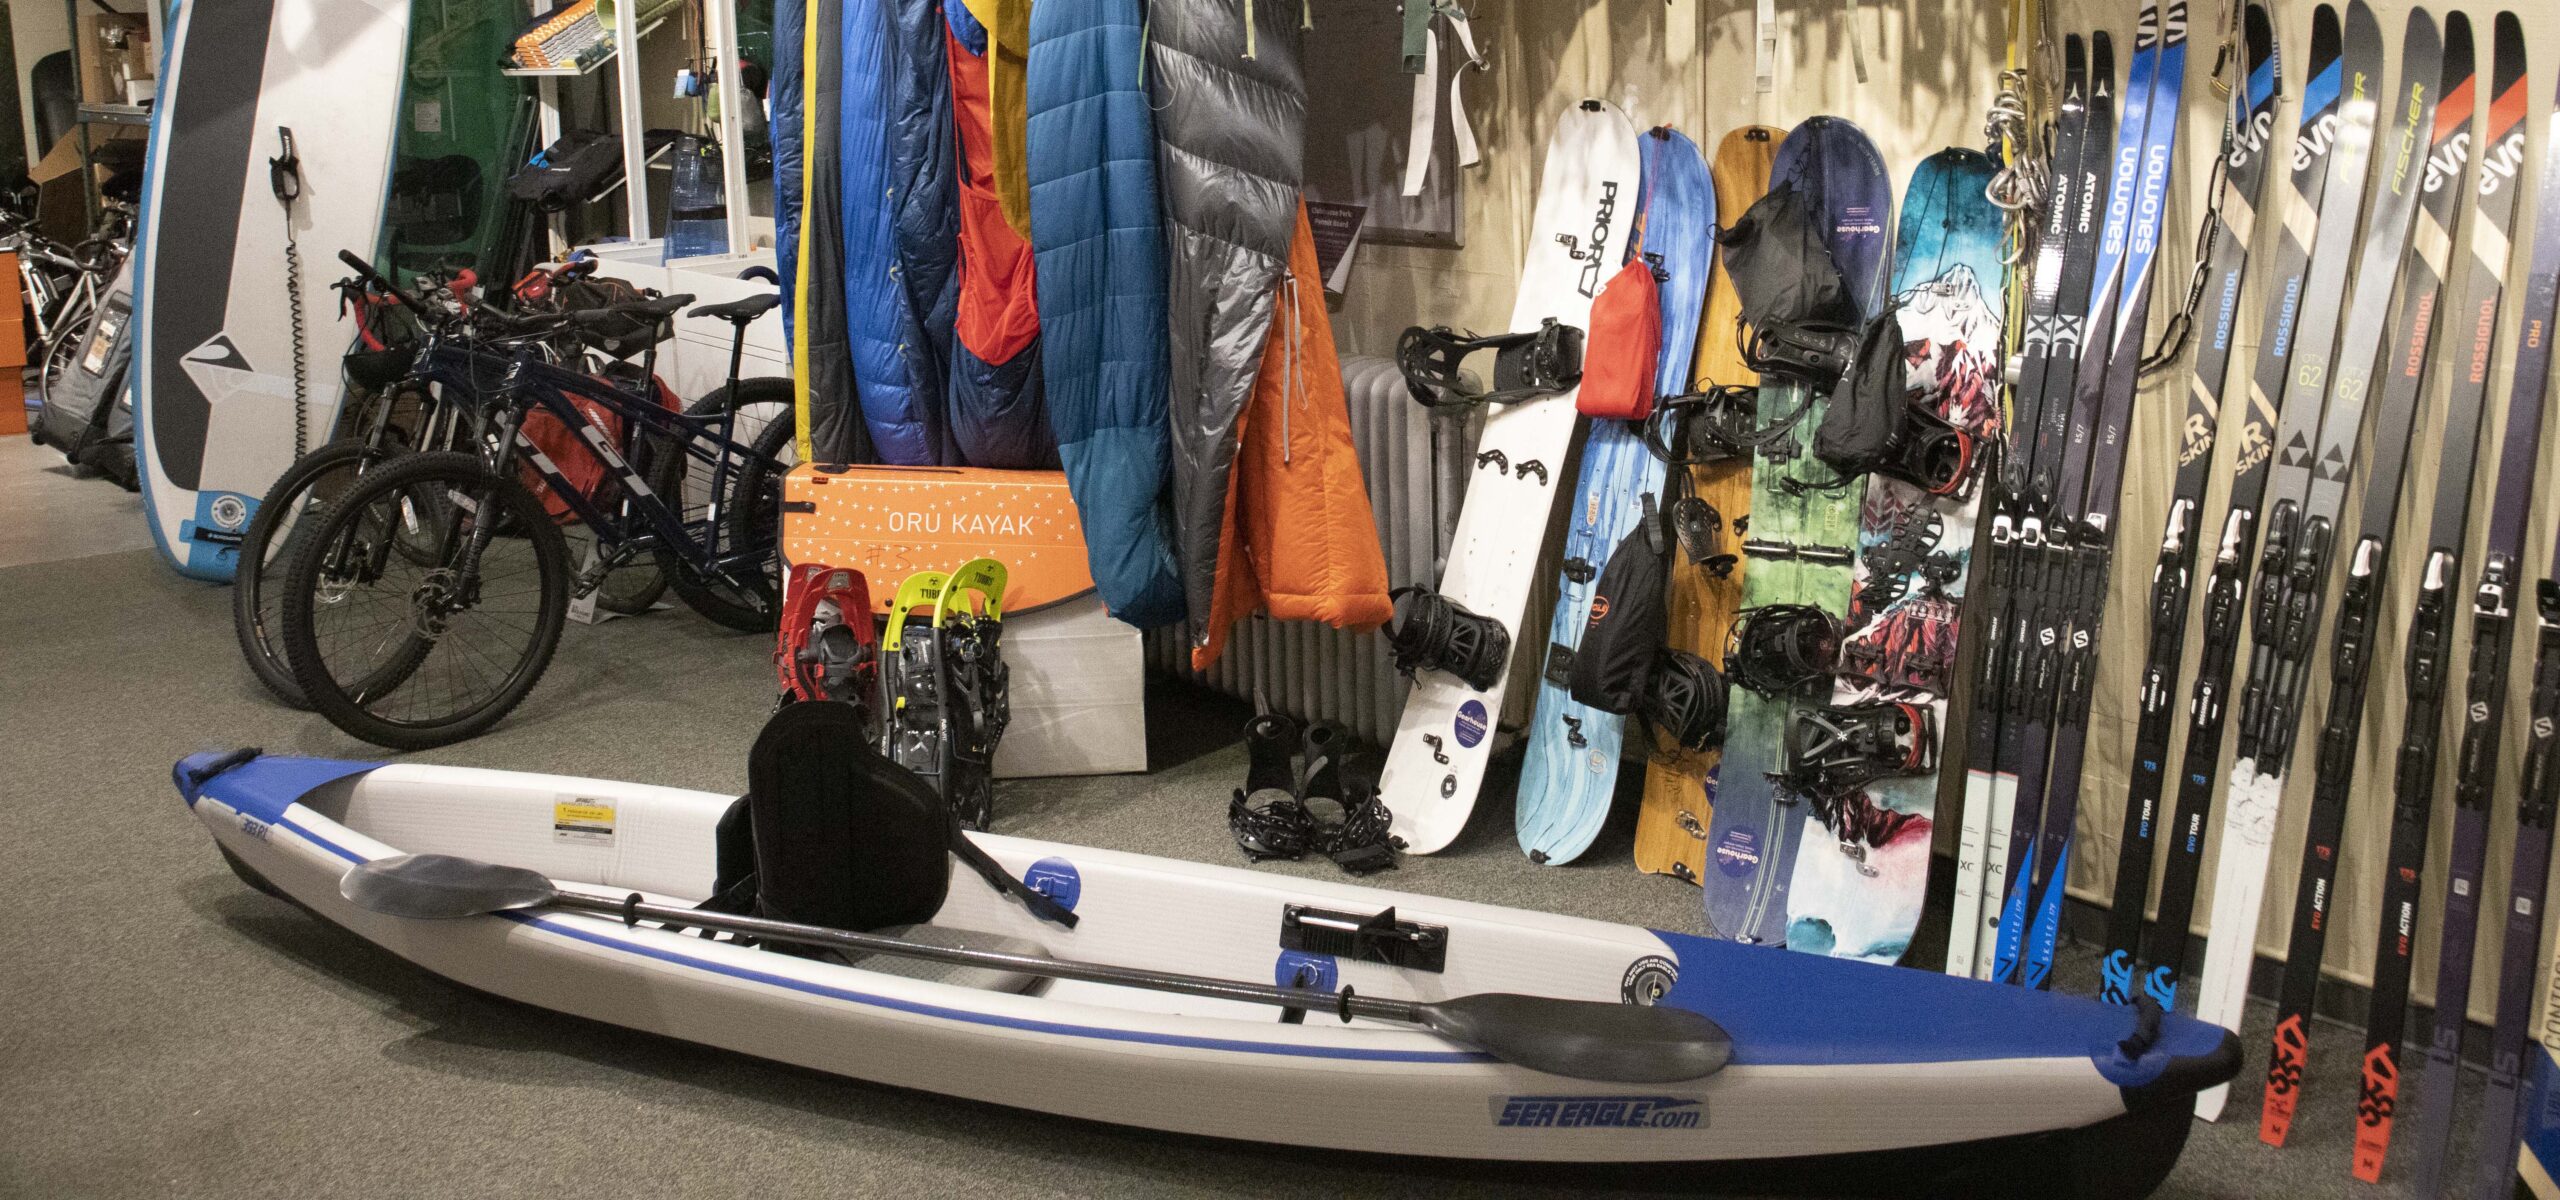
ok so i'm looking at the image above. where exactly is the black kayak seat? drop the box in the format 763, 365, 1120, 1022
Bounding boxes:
722, 702, 1059, 994
690, 293, 781, 325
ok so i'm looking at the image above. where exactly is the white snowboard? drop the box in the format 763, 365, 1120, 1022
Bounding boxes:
1383, 101, 1641, 855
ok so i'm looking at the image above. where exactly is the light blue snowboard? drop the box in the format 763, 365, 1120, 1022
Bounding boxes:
1514, 126, 1715, 865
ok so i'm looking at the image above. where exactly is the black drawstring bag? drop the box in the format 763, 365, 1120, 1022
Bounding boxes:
1715, 182, 1866, 401
1568, 495, 1674, 715
1716, 182, 1860, 332
1807, 304, 1977, 496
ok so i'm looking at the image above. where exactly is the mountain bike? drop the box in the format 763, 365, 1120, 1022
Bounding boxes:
276, 251, 796, 749
230, 257, 697, 708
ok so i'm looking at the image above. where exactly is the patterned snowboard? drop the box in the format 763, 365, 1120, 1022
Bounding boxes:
1634, 126, 1781, 882
1780, 148, 2005, 962
1515, 125, 1714, 866
1698, 117, 1892, 946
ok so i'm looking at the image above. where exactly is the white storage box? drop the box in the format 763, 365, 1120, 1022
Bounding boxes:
993, 594, 1146, 778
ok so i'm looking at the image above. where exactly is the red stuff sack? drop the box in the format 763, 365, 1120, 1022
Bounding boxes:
1575, 255, 1663, 419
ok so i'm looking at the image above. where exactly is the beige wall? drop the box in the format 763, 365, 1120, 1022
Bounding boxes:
1332, 0, 2560, 1024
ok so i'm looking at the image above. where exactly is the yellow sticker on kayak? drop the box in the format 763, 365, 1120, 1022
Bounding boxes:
554, 799, 615, 846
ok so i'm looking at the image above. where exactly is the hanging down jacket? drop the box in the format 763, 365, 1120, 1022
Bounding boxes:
943, 1, 1054, 468
1191, 202, 1392, 671
1149, 0, 1307, 642
1025, 0, 1183, 627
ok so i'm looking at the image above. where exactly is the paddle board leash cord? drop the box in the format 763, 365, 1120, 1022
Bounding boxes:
269, 126, 309, 458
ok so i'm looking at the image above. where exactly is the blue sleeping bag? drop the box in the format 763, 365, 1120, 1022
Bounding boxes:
771, 0, 801, 356
1025, 0, 1183, 628
838, 1, 947, 464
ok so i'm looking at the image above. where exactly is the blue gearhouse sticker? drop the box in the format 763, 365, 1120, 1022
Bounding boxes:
1454, 700, 1489, 749
1491, 1095, 1705, 1130
1273, 950, 1338, 992
1712, 826, 1761, 878
1619, 955, 1677, 1005
1023, 857, 1081, 911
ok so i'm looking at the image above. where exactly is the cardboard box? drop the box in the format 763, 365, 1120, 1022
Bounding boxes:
782, 463, 1098, 614
77, 15, 153, 107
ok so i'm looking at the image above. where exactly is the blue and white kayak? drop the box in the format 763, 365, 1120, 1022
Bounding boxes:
176, 752, 2234, 1189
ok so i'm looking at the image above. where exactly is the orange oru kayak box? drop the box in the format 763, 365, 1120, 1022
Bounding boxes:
780, 463, 1098, 615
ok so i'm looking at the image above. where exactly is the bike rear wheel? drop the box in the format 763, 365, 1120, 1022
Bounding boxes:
280, 451, 570, 750
652, 376, 796, 632
232, 439, 399, 708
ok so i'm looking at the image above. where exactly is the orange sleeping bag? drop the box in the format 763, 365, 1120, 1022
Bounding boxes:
1192, 201, 1392, 670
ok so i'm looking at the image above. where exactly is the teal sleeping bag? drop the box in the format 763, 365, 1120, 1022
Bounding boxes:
1025, 0, 1182, 627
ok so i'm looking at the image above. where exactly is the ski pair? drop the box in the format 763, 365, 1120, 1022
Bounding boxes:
2095, 1, 2285, 1008
2178, 0, 2437, 1123
2411, 18, 2560, 1198
2113, 0, 2381, 1035
2252, 10, 2496, 1162
1958, 0, 2189, 990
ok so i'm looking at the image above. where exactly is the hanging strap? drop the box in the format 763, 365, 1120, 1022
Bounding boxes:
1403, 6, 1484, 198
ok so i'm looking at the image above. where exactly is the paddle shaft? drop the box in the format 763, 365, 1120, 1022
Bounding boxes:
546, 890, 1425, 1025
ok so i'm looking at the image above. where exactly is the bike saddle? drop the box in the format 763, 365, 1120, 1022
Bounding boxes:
569, 293, 693, 328
689, 294, 780, 325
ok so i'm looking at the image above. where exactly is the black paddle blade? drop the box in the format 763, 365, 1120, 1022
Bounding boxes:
1419, 993, 1733, 1083
339, 854, 558, 919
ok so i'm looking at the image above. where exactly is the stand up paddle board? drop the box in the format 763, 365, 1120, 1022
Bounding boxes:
135, 0, 410, 581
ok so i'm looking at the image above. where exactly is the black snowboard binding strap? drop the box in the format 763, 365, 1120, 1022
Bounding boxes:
1724, 603, 1843, 698
1643, 649, 1728, 753
1383, 586, 1511, 691
1396, 318, 1584, 408
1780, 699, 1937, 799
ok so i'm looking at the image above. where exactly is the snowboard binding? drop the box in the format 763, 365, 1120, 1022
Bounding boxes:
1645, 383, 1762, 465
1864, 404, 1980, 497
1228, 715, 1399, 874
1779, 699, 1937, 799
1384, 586, 1511, 691
1854, 511, 1957, 612
881, 560, 1013, 831
776, 564, 881, 721
1742, 319, 1862, 392
1643, 649, 1728, 753
1396, 318, 1584, 407
1724, 603, 1843, 697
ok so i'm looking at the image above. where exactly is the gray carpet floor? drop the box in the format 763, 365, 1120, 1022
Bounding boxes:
0, 539, 2492, 1198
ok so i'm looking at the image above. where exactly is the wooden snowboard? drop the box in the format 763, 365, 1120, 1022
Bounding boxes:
1632, 126, 1780, 882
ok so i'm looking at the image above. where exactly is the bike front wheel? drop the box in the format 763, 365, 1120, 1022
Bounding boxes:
279, 451, 570, 750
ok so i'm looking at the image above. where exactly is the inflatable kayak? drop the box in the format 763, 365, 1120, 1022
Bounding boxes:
176, 731, 2234, 1192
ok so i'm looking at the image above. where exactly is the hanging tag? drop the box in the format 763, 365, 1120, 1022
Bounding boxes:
1754, 0, 1777, 92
